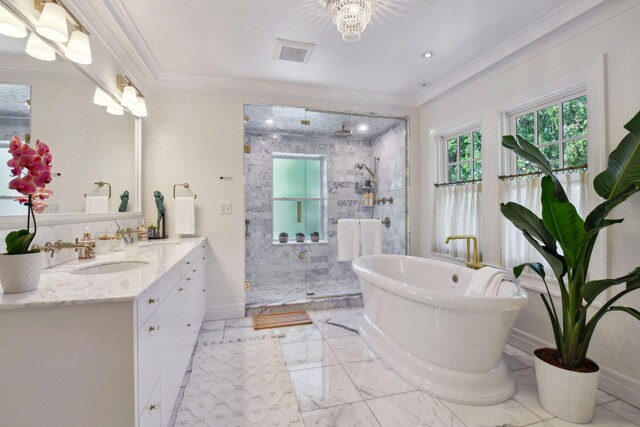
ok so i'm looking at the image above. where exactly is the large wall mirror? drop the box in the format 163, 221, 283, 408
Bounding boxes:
0, 3, 139, 220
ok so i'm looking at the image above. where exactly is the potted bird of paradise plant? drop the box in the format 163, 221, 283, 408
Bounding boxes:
500, 110, 640, 423
0, 136, 53, 294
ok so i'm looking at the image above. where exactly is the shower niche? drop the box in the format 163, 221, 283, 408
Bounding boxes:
243, 104, 407, 307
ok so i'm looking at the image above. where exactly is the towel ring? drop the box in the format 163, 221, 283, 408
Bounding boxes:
173, 182, 197, 199
84, 181, 111, 198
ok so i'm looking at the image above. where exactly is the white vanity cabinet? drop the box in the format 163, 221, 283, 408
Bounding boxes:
0, 238, 208, 427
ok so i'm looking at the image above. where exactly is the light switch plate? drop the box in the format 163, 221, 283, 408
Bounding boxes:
220, 203, 232, 215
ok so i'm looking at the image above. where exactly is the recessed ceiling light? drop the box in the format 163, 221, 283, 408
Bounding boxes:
419, 82, 431, 88
266, 119, 274, 125
358, 124, 368, 132
421, 51, 434, 58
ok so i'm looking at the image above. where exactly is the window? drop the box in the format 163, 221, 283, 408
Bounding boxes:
272, 154, 326, 242
501, 93, 588, 271
433, 128, 483, 259
445, 129, 482, 183
511, 94, 588, 174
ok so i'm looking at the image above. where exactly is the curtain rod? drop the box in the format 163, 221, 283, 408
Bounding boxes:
498, 164, 588, 181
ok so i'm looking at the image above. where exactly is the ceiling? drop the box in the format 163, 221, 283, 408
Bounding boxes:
113, 0, 571, 101
244, 104, 404, 139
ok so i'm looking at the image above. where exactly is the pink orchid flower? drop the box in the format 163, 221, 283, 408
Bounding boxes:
7, 158, 22, 176
32, 187, 53, 200
30, 199, 48, 213
31, 170, 52, 187
36, 139, 50, 156
9, 174, 37, 195
8, 136, 22, 154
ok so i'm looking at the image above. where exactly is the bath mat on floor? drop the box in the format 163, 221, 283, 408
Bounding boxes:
174, 338, 303, 426
253, 311, 312, 330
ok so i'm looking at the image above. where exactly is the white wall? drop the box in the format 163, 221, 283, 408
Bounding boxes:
420, 2, 640, 405
142, 89, 420, 320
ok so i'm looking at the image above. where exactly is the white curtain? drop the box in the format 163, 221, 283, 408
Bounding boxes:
432, 183, 482, 260
501, 172, 588, 270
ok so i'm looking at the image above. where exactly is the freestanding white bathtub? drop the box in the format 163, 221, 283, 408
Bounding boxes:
352, 255, 528, 405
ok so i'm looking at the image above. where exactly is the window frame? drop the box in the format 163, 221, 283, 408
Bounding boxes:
439, 127, 482, 185
506, 91, 588, 175
271, 152, 327, 243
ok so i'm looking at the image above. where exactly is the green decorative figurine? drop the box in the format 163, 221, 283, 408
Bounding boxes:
118, 190, 129, 212
154, 191, 166, 236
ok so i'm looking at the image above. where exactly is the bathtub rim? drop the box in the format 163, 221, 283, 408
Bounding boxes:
352, 254, 528, 312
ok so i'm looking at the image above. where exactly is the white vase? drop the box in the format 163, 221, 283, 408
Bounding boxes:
534, 349, 600, 424
0, 252, 45, 294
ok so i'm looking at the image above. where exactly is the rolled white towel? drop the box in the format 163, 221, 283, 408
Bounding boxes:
465, 266, 516, 297
338, 219, 360, 261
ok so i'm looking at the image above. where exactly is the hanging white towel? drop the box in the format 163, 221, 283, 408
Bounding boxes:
175, 196, 196, 235
360, 219, 382, 256
85, 196, 109, 213
338, 219, 360, 261
465, 266, 517, 297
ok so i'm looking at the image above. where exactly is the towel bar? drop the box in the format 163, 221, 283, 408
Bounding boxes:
331, 217, 391, 228
173, 183, 197, 199
84, 181, 111, 198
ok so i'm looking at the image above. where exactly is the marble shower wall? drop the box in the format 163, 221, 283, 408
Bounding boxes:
372, 124, 407, 255
244, 125, 406, 296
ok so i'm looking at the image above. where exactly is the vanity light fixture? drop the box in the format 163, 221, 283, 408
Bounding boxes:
121, 85, 138, 109
117, 75, 148, 117
131, 96, 148, 118
35, 1, 68, 42
0, 5, 28, 38
34, 0, 92, 64
25, 32, 56, 61
92, 87, 111, 107
106, 100, 124, 116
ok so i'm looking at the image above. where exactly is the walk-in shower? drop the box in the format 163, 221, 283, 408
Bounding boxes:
242, 104, 407, 310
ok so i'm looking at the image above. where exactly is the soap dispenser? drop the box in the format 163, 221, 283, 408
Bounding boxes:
138, 219, 149, 241
78, 227, 96, 261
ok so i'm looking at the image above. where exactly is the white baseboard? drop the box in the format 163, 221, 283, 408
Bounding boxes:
509, 328, 640, 408
205, 303, 245, 321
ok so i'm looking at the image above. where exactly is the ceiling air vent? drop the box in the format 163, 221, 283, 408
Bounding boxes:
274, 39, 315, 64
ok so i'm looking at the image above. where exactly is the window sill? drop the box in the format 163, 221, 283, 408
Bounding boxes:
271, 241, 329, 245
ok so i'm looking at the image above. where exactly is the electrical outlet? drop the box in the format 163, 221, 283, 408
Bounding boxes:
220, 203, 232, 215
245, 281, 251, 291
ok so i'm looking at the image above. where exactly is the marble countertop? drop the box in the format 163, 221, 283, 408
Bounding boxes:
0, 237, 206, 310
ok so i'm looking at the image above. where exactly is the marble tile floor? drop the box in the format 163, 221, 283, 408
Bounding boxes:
246, 278, 362, 307
170, 307, 640, 427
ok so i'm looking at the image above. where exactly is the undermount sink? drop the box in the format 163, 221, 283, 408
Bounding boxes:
138, 241, 183, 247
70, 260, 149, 275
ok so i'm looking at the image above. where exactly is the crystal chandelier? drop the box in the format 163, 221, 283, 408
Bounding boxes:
326, 0, 376, 43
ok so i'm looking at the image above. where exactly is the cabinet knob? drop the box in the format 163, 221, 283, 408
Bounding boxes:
202, 289, 206, 292
186, 278, 192, 281
178, 287, 185, 292
149, 404, 157, 411
192, 269, 197, 273
148, 298, 157, 304
149, 325, 159, 332
202, 256, 206, 260
186, 261, 191, 265
187, 323, 192, 327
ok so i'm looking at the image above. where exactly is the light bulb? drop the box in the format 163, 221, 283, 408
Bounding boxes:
36, 2, 68, 43
93, 87, 111, 107
106, 101, 124, 116
121, 85, 138, 109
131, 96, 147, 118
65, 30, 91, 64
0, 5, 27, 38
25, 33, 56, 61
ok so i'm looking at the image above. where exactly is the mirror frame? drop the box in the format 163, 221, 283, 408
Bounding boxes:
0, 0, 143, 227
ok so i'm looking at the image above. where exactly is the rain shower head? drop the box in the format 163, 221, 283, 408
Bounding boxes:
335, 125, 352, 137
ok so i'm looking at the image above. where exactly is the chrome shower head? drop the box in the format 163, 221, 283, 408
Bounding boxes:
355, 162, 375, 178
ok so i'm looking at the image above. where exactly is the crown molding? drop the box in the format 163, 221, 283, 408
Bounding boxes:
152, 73, 418, 109
416, 0, 610, 105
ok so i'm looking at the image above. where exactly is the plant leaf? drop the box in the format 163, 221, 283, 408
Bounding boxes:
593, 110, 640, 199
5, 229, 33, 255
584, 184, 639, 231
501, 202, 557, 249
502, 135, 553, 175
513, 262, 546, 279
582, 267, 640, 305
541, 176, 586, 267
609, 306, 640, 321
521, 230, 567, 279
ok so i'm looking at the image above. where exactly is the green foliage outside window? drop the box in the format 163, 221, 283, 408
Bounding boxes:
446, 130, 482, 183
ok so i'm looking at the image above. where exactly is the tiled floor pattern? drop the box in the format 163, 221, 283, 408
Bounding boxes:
246, 278, 361, 307
171, 307, 640, 427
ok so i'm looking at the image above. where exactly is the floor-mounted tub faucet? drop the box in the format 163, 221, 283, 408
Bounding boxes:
445, 235, 483, 270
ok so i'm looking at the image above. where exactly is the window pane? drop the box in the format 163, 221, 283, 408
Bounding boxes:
473, 130, 482, 159
273, 158, 307, 198
460, 162, 472, 181
516, 113, 535, 144
563, 96, 588, 139
564, 139, 588, 167
473, 160, 482, 180
447, 138, 457, 163
540, 144, 560, 169
517, 156, 538, 175
459, 134, 471, 161
273, 200, 306, 237
304, 200, 321, 237
447, 165, 458, 182
538, 105, 559, 144
305, 159, 321, 198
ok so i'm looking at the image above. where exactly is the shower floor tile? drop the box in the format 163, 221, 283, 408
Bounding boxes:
246, 277, 362, 307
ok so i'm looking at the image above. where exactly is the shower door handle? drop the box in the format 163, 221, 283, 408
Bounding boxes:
297, 201, 302, 223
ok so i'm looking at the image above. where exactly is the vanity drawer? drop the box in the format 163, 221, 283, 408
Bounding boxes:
139, 380, 161, 427
138, 308, 162, 416
180, 245, 206, 277
137, 264, 180, 328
